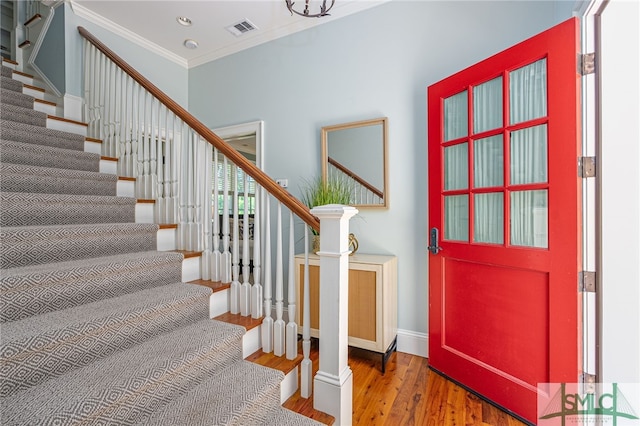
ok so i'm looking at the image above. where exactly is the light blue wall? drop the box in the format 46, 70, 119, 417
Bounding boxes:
188, 1, 575, 337
63, 3, 188, 105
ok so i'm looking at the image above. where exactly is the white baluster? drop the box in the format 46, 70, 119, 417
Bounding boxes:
286, 211, 298, 360
177, 121, 188, 251
193, 138, 204, 251
301, 226, 312, 398
240, 172, 251, 316
211, 148, 221, 282
201, 141, 213, 281
251, 186, 263, 319
262, 196, 273, 353
220, 156, 232, 284
274, 203, 285, 357
230, 165, 241, 314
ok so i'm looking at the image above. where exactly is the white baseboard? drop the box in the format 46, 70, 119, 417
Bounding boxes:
396, 329, 428, 358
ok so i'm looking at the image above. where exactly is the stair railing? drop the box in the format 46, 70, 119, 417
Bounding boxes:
328, 156, 384, 205
78, 26, 355, 423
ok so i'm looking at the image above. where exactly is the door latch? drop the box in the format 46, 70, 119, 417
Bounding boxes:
428, 227, 443, 255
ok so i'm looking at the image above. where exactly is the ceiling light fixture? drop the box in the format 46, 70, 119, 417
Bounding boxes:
285, 0, 335, 18
176, 16, 192, 26
184, 39, 199, 49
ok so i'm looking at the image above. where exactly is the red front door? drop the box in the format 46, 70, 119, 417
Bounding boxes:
427, 18, 581, 424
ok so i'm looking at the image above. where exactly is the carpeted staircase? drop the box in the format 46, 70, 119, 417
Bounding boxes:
0, 62, 322, 425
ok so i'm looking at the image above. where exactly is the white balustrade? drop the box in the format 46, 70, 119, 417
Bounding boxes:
83, 36, 355, 420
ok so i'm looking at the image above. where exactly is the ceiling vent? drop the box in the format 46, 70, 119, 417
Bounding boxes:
226, 19, 258, 37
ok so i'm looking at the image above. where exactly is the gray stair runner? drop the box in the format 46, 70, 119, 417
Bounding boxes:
0, 64, 321, 425
0, 139, 101, 173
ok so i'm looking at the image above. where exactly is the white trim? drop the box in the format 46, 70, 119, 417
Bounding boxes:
212, 120, 265, 171
396, 329, 428, 358
63, 94, 83, 122
28, 2, 62, 97
69, 1, 188, 68
577, 0, 607, 379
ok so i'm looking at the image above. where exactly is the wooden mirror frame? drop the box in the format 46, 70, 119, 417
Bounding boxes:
321, 117, 389, 208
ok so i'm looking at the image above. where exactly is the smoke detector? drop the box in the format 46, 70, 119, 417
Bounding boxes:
184, 39, 199, 49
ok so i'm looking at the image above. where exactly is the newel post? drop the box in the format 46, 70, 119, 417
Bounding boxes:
311, 204, 358, 426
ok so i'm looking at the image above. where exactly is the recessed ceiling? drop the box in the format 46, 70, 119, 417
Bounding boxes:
71, 0, 388, 68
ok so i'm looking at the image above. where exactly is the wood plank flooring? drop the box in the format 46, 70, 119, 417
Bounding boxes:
284, 339, 528, 425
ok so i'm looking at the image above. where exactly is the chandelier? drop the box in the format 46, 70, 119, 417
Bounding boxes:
285, 0, 335, 17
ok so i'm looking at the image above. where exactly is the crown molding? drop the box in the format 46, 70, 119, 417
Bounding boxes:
69, 1, 188, 68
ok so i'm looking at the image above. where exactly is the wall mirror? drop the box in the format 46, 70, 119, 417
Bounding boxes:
321, 117, 388, 208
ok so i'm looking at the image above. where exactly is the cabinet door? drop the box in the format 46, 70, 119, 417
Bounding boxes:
296, 259, 383, 352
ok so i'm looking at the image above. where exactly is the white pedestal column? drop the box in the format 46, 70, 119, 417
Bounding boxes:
311, 204, 358, 426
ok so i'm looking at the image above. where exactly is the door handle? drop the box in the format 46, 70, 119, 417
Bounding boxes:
428, 227, 443, 255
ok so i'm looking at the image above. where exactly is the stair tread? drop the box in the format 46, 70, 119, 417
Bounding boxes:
188, 278, 231, 293
0, 190, 137, 227
1, 249, 183, 279
1, 119, 86, 145
0, 319, 247, 424
0, 162, 116, 182
0, 139, 100, 173
47, 115, 88, 127
2, 282, 209, 343
246, 347, 304, 375
145, 360, 322, 426
214, 311, 263, 332
0, 222, 160, 269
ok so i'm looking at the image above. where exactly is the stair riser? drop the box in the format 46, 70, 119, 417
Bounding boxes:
210, 288, 230, 318
46, 117, 88, 137
22, 86, 45, 100
33, 100, 56, 115
99, 158, 117, 174
10, 72, 33, 86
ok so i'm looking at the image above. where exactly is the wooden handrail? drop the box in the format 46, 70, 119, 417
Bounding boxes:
328, 157, 383, 199
78, 26, 320, 233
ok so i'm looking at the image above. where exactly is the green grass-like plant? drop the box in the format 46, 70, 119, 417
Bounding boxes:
300, 176, 353, 234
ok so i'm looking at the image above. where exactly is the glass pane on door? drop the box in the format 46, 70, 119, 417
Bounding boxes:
509, 59, 547, 124
444, 90, 468, 141
445, 195, 469, 241
474, 135, 503, 188
444, 143, 468, 190
510, 124, 548, 185
473, 77, 503, 133
474, 192, 504, 244
510, 189, 548, 248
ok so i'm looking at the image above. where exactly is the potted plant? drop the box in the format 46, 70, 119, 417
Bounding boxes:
300, 176, 354, 253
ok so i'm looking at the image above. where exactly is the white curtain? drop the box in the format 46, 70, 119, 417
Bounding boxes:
474, 193, 504, 244
510, 59, 547, 124
441, 58, 547, 247
444, 90, 468, 141
444, 143, 468, 190
445, 195, 469, 241
510, 124, 547, 185
508, 57, 549, 248
456, 77, 505, 245
473, 77, 503, 133
511, 190, 548, 248
474, 135, 503, 188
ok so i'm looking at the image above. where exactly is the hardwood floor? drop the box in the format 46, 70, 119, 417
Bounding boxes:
284, 339, 528, 426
